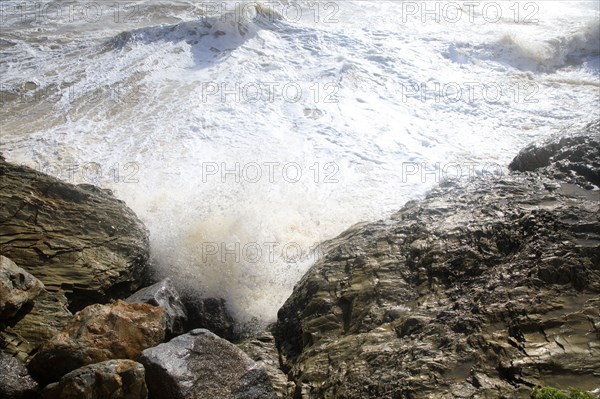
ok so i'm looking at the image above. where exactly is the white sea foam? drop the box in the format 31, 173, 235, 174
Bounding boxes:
1, 0, 598, 327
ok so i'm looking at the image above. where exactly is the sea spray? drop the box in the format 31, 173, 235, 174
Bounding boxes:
1, 1, 598, 329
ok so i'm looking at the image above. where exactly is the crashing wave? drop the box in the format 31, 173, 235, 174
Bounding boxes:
105, 1, 283, 52
445, 18, 600, 73
498, 19, 600, 71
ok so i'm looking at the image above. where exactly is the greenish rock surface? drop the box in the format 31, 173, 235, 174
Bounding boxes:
0, 156, 150, 312
237, 331, 294, 398
0, 288, 72, 361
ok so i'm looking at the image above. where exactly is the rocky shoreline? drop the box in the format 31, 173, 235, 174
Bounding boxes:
1, 120, 599, 399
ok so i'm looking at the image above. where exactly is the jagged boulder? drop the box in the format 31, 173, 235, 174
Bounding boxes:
40, 359, 147, 399
0, 350, 38, 399
139, 329, 278, 399
28, 300, 166, 384
126, 278, 187, 337
274, 122, 600, 398
0, 157, 150, 311
0, 256, 44, 319
509, 119, 600, 189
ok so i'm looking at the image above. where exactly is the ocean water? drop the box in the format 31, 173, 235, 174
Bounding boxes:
1, 0, 599, 327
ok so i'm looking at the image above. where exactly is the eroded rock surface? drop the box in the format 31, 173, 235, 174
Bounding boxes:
509, 119, 600, 189
0, 256, 44, 319
0, 157, 150, 311
40, 359, 147, 399
237, 331, 294, 398
0, 288, 72, 361
126, 278, 187, 337
140, 329, 278, 399
274, 122, 600, 398
28, 300, 166, 384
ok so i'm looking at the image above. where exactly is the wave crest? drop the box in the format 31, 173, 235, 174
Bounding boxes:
498, 19, 600, 71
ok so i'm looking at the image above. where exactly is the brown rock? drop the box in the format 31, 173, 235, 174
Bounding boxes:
125, 278, 187, 337
39, 359, 147, 399
28, 300, 166, 384
0, 256, 44, 319
0, 158, 150, 311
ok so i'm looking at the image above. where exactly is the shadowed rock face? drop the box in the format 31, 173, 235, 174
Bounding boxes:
274, 121, 600, 398
183, 296, 237, 341
0, 350, 38, 399
0, 288, 72, 362
40, 359, 148, 399
0, 158, 150, 312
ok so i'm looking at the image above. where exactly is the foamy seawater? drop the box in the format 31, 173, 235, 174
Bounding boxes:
1, 1, 599, 326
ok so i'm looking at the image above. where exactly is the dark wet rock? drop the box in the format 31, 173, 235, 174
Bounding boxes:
510, 119, 600, 189
0, 289, 72, 362
237, 331, 294, 398
126, 278, 187, 337
0, 256, 44, 319
274, 123, 600, 398
39, 359, 147, 399
0, 158, 150, 312
0, 350, 38, 399
183, 296, 236, 340
140, 328, 278, 399
28, 300, 166, 384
